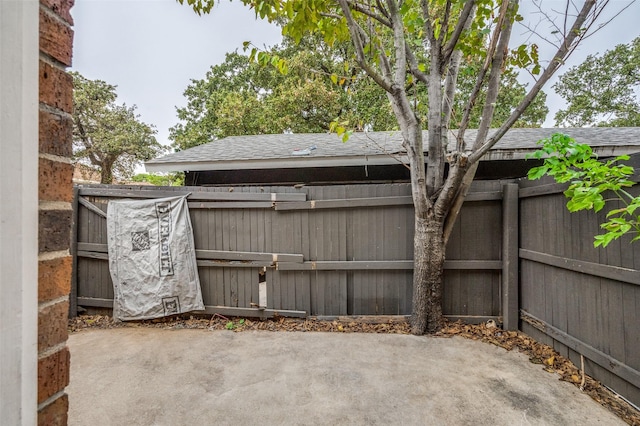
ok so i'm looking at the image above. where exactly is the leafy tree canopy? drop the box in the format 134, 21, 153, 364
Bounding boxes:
169, 37, 396, 150
72, 72, 165, 184
170, 34, 547, 151
131, 173, 185, 186
554, 36, 640, 127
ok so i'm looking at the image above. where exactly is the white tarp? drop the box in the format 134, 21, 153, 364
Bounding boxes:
107, 195, 204, 320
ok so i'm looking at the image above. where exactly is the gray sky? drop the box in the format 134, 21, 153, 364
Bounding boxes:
72, 0, 639, 152
72, 0, 282, 149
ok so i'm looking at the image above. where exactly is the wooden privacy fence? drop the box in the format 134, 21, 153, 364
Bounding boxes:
72, 180, 518, 326
518, 176, 640, 408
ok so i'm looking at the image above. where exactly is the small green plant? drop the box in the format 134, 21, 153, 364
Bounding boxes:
225, 318, 246, 330
528, 133, 640, 247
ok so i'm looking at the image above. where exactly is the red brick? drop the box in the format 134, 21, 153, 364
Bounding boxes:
39, 256, 72, 303
38, 347, 70, 404
38, 393, 68, 426
39, 109, 73, 157
39, 157, 73, 202
39, 209, 72, 253
39, 61, 73, 113
38, 2, 73, 423
40, 0, 74, 25
38, 300, 69, 352
40, 8, 73, 66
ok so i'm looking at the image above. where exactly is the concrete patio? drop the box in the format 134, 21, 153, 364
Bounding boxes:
67, 328, 622, 425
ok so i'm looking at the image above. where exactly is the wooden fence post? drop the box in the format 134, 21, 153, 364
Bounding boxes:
69, 186, 79, 318
502, 183, 519, 330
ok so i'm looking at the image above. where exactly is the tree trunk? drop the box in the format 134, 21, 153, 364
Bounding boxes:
100, 160, 114, 184
411, 214, 446, 335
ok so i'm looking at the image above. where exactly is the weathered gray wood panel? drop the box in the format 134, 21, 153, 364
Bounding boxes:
519, 180, 640, 407
444, 185, 503, 318
74, 182, 507, 319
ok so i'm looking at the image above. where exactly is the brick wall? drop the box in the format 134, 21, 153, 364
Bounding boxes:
38, 0, 74, 424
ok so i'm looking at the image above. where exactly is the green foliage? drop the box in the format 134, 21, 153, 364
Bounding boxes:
72, 72, 165, 184
225, 318, 245, 330
528, 133, 640, 247
131, 173, 184, 186
509, 43, 540, 74
554, 37, 640, 127
170, 34, 546, 151
169, 38, 397, 150
329, 119, 353, 142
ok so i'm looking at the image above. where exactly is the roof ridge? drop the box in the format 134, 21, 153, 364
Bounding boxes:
146, 127, 640, 173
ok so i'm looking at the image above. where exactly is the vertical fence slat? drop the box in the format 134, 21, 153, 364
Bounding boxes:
501, 183, 518, 330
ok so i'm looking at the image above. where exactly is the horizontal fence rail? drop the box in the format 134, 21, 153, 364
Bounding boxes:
520, 311, 640, 389
520, 249, 640, 286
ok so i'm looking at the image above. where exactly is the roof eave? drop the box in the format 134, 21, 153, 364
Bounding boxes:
145, 145, 640, 173
145, 154, 407, 173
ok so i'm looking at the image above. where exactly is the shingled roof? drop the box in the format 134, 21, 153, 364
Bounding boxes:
146, 127, 640, 173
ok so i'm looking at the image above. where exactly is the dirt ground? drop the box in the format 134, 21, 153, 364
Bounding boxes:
69, 314, 640, 425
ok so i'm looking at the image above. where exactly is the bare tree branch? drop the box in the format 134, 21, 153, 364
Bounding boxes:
421, 0, 437, 45
440, 0, 517, 237
457, 0, 510, 146
441, 49, 462, 129
468, 0, 601, 164
386, 0, 407, 86
405, 45, 430, 85
378, 44, 394, 80
563, 0, 570, 35
442, 0, 476, 65
337, 0, 394, 92
438, 0, 453, 46
363, 131, 411, 170
576, 0, 627, 41
319, 12, 344, 19
375, 0, 390, 19
346, 0, 392, 27
472, 0, 515, 150
439, 3, 476, 150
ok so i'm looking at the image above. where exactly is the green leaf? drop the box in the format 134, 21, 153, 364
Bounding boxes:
341, 130, 353, 142
527, 166, 548, 180
606, 207, 627, 217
